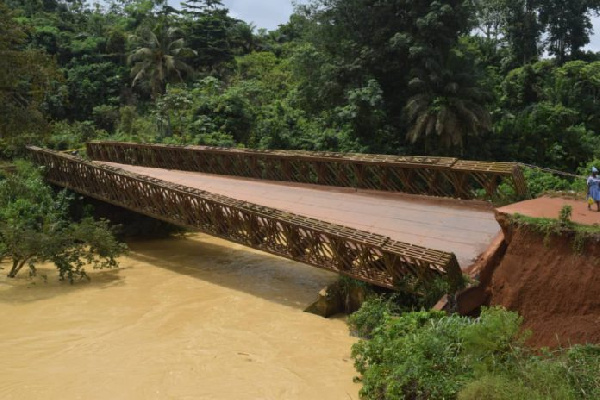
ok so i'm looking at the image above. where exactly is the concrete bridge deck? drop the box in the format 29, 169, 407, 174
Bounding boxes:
104, 162, 501, 268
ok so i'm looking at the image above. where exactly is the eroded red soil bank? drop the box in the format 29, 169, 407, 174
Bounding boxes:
460, 211, 600, 348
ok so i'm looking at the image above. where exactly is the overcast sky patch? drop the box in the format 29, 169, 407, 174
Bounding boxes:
221, 0, 300, 30
166, 0, 302, 31
171, 1, 600, 51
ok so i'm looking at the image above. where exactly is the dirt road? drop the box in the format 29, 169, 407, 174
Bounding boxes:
498, 197, 600, 226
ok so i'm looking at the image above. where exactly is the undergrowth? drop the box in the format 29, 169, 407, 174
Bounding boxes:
492, 162, 598, 205
350, 307, 600, 400
347, 275, 466, 338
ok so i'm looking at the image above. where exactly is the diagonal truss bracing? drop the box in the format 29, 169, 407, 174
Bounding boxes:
28, 146, 463, 291
87, 141, 528, 201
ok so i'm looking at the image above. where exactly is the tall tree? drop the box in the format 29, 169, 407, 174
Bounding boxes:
129, 23, 196, 100
472, 0, 542, 67
0, 1, 57, 146
472, 0, 505, 43
295, 0, 472, 151
539, 0, 599, 64
404, 50, 491, 150
181, 0, 235, 73
503, 0, 542, 67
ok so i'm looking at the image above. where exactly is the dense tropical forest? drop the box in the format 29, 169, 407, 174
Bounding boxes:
3, 0, 600, 172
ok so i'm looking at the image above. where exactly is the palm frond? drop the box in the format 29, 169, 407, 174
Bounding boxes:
407, 112, 431, 143
425, 114, 436, 137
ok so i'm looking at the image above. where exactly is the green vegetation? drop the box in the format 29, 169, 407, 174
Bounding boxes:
1, 0, 600, 176
350, 306, 600, 400
348, 294, 405, 338
0, 161, 127, 282
509, 204, 600, 253
519, 159, 600, 197
0, 1, 59, 153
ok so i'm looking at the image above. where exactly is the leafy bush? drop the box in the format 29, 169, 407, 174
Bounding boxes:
494, 166, 588, 204
564, 345, 600, 398
115, 106, 159, 142
518, 159, 600, 199
0, 161, 127, 282
351, 307, 600, 400
523, 167, 580, 197
460, 345, 600, 400
458, 374, 562, 400
348, 295, 403, 338
45, 120, 107, 151
352, 310, 475, 399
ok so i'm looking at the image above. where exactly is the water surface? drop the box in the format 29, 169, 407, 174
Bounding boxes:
0, 234, 358, 399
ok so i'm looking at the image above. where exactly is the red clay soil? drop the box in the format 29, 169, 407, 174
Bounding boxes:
486, 210, 600, 348
498, 196, 600, 226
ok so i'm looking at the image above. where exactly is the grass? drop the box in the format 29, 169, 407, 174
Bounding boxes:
509, 207, 600, 253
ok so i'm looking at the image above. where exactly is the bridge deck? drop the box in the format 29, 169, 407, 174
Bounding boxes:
104, 162, 500, 268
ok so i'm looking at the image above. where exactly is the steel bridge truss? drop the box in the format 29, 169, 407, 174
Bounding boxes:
87, 142, 528, 202
28, 146, 463, 291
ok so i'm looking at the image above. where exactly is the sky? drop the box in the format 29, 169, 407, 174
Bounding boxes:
169, 1, 600, 52
220, 0, 304, 31
164, 0, 304, 31
588, 20, 600, 51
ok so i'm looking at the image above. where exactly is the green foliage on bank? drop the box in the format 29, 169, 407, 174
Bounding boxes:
519, 159, 600, 198
350, 306, 600, 400
509, 205, 600, 253
0, 161, 127, 281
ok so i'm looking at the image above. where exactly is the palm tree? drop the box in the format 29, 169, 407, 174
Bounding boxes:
229, 21, 258, 55
129, 24, 196, 100
403, 66, 491, 150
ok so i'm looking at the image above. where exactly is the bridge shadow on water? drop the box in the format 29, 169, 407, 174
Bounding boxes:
0, 234, 336, 308
126, 233, 339, 311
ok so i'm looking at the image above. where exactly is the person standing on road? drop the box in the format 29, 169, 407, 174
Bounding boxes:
588, 167, 600, 211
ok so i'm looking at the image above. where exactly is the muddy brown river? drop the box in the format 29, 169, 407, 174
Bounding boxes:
0, 234, 359, 399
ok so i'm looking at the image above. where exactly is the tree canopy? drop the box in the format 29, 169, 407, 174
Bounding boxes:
0, 1, 58, 145
2, 2, 600, 397
1, 0, 600, 170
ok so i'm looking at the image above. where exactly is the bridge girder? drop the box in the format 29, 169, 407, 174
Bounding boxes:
28, 146, 464, 292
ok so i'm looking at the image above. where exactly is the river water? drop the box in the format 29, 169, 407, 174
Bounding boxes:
0, 234, 359, 400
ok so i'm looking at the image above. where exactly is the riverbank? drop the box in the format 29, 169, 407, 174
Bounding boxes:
459, 196, 600, 348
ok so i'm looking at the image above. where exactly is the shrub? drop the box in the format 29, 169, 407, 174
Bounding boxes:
564, 345, 600, 399
458, 375, 554, 400
352, 310, 476, 399
351, 307, 600, 400
0, 161, 127, 282
348, 295, 403, 338
522, 167, 579, 197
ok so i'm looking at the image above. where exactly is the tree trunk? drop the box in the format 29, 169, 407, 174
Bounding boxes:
7, 258, 28, 278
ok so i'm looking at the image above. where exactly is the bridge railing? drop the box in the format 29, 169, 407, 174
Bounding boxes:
87, 141, 528, 202
28, 146, 463, 292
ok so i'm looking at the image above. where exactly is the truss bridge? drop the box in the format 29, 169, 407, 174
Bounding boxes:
27, 143, 526, 291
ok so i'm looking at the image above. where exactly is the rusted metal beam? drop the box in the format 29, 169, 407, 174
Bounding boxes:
28, 146, 463, 292
86, 141, 529, 201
